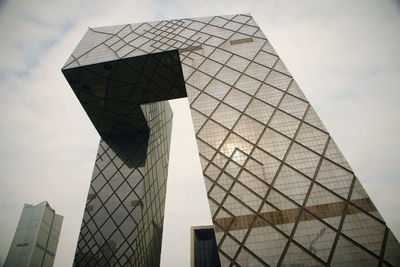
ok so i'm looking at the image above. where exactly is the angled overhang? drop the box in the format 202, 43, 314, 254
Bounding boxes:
62, 50, 187, 139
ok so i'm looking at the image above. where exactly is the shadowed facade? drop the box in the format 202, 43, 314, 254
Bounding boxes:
191, 226, 221, 267
63, 51, 184, 266
63, 14, 400, 267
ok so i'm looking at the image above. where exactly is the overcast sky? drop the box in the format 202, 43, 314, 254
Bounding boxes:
0, 0, 399, 266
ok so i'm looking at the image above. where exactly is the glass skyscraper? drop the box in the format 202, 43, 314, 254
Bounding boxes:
63, 14, 400, 266
191, 226, 221, 267
4, 201, 63, 267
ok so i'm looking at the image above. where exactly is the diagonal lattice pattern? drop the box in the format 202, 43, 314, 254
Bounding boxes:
73, 102, 173, 267
63, 14, 400, 267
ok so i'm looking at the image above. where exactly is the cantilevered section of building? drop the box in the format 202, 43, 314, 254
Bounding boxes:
63, 14, 400, 266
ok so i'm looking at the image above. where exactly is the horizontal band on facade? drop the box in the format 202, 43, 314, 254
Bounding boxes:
214, 198, 376, 232
229, 37, 254, 45
179, 45, 203, 52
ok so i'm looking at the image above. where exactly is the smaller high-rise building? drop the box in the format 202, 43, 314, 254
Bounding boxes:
191, 226, 221, 267
4, 201, 63, 267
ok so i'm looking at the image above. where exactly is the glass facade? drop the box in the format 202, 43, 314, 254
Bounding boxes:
63, 48, 182, 266
63, 14, 400, 266
4, 201, 63, 267
191, 226, 221, 267
72, 101, 173, 266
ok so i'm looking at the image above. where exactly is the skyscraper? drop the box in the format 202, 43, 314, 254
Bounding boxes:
62, 14, 400, 266
191, 226, 221, 267
4, 201, 63, 267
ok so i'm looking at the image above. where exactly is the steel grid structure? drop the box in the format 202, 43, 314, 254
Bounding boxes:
62, 14, 400, 267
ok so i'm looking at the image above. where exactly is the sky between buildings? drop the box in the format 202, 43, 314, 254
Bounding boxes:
0, 0, 399, 266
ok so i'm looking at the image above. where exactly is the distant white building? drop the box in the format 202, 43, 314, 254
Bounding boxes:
4, 201, 63, 267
